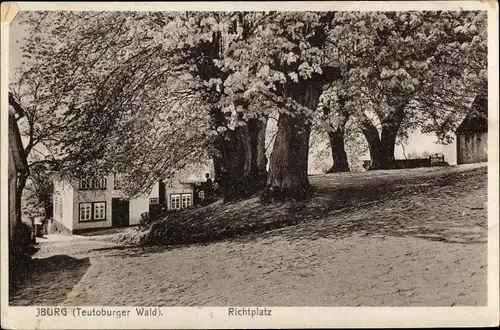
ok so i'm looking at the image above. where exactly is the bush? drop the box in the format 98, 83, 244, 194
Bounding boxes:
200, 196, 218, 206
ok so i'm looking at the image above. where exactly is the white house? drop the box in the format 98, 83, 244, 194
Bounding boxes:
52, 172, 207, 234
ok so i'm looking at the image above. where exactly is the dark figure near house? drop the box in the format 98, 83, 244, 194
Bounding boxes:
204, 173, 213, 198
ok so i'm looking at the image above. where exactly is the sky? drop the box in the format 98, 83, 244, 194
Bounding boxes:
306, 129, 457, 174
8, 13, 458, 177
9, 17, 28, 74
394, 130, 456, 165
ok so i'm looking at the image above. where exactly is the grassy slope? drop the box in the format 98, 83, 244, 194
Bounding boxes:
114, 164, 487, 246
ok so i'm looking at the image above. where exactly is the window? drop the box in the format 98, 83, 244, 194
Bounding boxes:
198, 190, 205, 199
150, 198, 159, 205
79, 179, 91, 190
93, 177, 107, 190
79, 202, 106, 221
79, 177, 107, 190
94, 202, 106, 220
79, 203, 92, 221
181, 194, 192, 208
170, 194, 181, 210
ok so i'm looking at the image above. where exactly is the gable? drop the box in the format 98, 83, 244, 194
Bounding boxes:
456, 95, 488, 135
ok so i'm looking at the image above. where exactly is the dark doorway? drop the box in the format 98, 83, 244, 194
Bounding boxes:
112, 198, 129, 228
158, 180, 166, 205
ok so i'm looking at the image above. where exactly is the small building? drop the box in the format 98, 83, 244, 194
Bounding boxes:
8, 97, 29, 247
52, 173, 201, 234
165, 180, 195, 211
456, 95, 488, 165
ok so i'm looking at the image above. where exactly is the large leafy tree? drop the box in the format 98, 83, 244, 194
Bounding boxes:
410, 11, 488, 142
9, 61, 62, 224
341, 11, 487, 169
316, 82, 355, 173
14, 11, 276, 200
223, 12, 344, 201
166, 12, 275, 200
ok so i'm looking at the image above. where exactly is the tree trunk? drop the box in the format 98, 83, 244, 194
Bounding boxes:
241, 116, 268, 185
361, 124, 399, 170
378, 124, 399, 169
360, 119, 383, 170
219, 129, 246, 201
262, 82, 322, 202
263, 113, 311, 202
359, 109, 404, 170
401, 143, 408, 159
212, 155, 223, 181
15, 173, 35, 244
256, 116, 268, 179
216, 115, 268, 202
323, 105, 350, 173
326, 128, 350, 173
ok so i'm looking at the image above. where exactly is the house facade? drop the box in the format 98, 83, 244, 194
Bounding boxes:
53, 173, 204, 234
456, 95, 488, 165
8, 102, 29, 246
165, 181, 196, 211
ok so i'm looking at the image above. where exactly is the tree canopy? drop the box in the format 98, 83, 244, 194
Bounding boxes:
11, 10, 487, 200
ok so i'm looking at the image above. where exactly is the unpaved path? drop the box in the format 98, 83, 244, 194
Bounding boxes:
59, 234, 485, 306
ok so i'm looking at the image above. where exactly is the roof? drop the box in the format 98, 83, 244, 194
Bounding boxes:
456, 95, 488, 135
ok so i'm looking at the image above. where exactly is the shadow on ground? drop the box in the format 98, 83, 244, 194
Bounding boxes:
88, 245, 173, 258
116, 165, 487, 248
9, 255, 91, 306
256, 167, 487, 244
78, 227, 135, 237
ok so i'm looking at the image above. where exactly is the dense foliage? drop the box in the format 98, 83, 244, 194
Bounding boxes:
11, 10, 487, 201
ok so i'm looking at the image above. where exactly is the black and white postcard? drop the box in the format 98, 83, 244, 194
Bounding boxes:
1, 1, 498, 329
